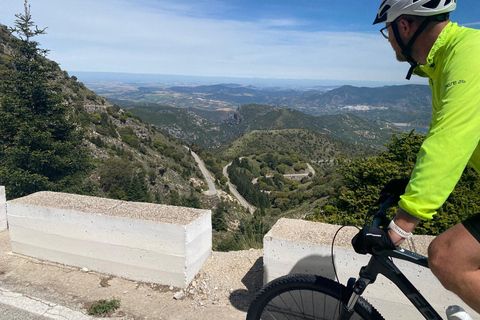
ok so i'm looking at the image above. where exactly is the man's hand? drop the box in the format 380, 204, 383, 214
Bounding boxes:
352, 226, 395, 254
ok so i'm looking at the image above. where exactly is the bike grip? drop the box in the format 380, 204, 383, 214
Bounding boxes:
372, 216, 382, 228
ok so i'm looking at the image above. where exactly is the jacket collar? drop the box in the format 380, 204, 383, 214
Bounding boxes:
414, 22, 456, 78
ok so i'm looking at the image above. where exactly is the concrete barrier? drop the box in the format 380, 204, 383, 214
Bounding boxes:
7, 191, 212, 288
263, 218, 480, 320
263, 218, 358, 284
0, 186, 6, 232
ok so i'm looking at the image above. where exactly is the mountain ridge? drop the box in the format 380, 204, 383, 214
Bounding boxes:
124, 103, 398, 150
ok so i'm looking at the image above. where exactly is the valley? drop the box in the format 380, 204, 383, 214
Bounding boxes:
76, 77, 436, 251
86, 81, 432, 126
4, 17, 456, 254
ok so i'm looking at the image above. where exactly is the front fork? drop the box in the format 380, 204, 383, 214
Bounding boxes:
339, 266, 376, 320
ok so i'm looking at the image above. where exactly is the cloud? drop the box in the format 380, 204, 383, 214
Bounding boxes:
0, 0, 419, 83
461, 21, 480, 27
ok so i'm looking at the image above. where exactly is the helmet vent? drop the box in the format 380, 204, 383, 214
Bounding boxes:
444, 0, 451, 5
422, 0, 442, 9
379, 5, 391, 18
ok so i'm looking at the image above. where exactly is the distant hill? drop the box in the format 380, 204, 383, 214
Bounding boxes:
124, 103, 398, 150
216, 129, 376, 163
102, 82, 432, 127
291, 85, 432, 126
101, 84, 304, 110
218, 104, 396, 148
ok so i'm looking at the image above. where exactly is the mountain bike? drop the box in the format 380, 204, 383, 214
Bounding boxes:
246, 195, 453, 320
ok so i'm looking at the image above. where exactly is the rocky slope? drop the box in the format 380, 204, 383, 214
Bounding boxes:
0, 23, 207, 205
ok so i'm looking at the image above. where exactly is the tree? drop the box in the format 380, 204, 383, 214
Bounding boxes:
0, 1, 91, 199
212, 201, 228, 232
181, 190, 202, 209
314, 131, 480, 235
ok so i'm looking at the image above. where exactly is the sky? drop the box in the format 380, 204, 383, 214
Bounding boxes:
1, 0, 479, 85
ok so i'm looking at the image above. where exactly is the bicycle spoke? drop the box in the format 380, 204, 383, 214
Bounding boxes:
287, 290, 307, 319
261, 289, 351, 320
248, 275, 383, 320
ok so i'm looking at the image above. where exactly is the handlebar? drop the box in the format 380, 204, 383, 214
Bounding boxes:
372, 194, 396, 228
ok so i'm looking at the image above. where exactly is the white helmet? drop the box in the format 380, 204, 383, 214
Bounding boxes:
373, 0, 456, 24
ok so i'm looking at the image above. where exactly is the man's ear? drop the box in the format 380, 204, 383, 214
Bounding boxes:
396, 18, 413, 36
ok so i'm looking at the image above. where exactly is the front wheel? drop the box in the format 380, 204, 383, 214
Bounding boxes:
247, 274, 384, 320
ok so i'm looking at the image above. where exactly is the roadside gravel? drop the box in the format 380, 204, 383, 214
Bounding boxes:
0, 230, 263, 319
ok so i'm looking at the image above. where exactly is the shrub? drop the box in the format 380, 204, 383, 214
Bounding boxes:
88, 299, 120, 316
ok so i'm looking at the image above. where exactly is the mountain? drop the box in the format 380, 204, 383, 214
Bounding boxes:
124, 103, 398, 150
218, 104, 395, 148
99, 83, 303, 110
116, 103, 227, 148
291, 85, 432, 126
99, 82, 432, 127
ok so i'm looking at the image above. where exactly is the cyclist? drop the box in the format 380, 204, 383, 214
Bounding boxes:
353, 0, 480, 314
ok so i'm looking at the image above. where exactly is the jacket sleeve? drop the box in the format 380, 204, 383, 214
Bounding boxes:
398, 36, 480, 220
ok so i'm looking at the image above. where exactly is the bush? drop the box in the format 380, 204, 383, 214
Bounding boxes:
88, 299, 120, 316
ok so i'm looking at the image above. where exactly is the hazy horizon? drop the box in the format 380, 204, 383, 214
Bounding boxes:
70, 70, 428, 89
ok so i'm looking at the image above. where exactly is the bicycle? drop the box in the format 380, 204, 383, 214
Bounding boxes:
246, 195, 469, 320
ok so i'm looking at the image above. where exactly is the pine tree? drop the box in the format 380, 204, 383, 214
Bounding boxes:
0, 1, 90, 199
212, 201, 228, 232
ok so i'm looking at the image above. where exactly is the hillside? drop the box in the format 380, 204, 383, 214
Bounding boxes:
216, 129, 376, 163
124, 103, 398, 150
0, 23, 206, 206
96, 81, 433, 127
220, 104, 396, 148
118, 103, 228, 148
292, 85, 432, 126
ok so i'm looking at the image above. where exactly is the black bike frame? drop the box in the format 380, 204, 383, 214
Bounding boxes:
354, 249, 443, 320
342, 195, 444, 320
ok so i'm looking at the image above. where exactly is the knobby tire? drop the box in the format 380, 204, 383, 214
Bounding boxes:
247, 274, 384, 320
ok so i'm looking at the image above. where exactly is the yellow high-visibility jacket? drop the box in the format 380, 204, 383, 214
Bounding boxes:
398, 22, 480, 220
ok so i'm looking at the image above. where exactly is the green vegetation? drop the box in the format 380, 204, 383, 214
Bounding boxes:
97, 158, 152, 202
88, 299, 120, 316
227, 157, 270, 212
0, 2, 91, 199
217, 129, 376, 164
308, 131, 480, 236
212, 200, 229, 232
124, 103, 397, 150
214, 212, 267, 251
0, 5, 204, 205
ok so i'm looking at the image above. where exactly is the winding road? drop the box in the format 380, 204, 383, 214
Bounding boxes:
223, 163, 256, 214
189, 148, 316, 215
188, 148, 255, 213
252, 163, 315, 184
189, 149, 219, 197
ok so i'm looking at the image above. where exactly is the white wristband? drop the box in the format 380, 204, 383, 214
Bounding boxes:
388, 220, 413, 239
